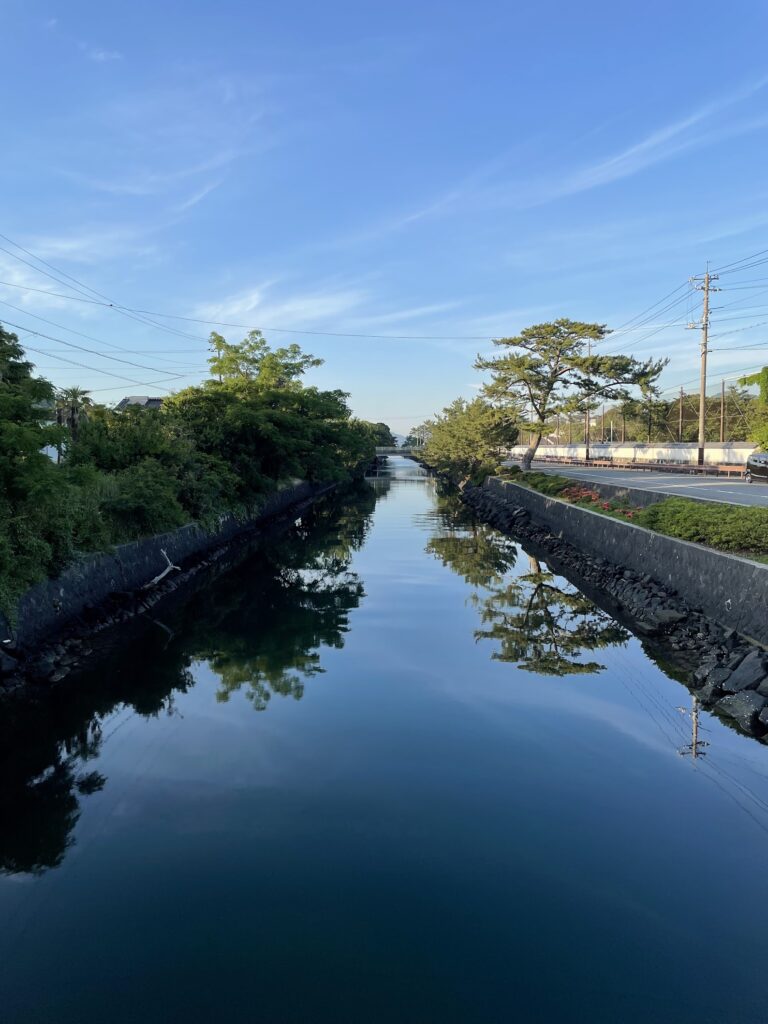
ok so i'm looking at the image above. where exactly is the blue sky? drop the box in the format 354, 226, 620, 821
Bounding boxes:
3, 0, 768, 430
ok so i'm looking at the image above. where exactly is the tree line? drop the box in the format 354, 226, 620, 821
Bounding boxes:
0, 324, 387, 616
413, 317, 768, 482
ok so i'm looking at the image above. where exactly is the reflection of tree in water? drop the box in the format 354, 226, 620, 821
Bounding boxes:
191, 486, 375, 708
0, 655, 192, 876
427, 496, 629, 676
0, 483, 377, 874
475, 554, 629, 675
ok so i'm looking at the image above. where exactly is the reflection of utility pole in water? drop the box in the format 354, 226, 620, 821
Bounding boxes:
678, 696, 708, 759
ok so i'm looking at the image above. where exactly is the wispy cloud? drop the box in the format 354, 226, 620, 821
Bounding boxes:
173, 180, 223, 213
43, 18, 123, 64
29, 226, 158, 265
193, 282, 469, 345
82, 46, 123, 63
193, 280, 367, 327
343, 301, 462, 328
329, 74, 768, 248
69, 152, 237, 197
541, 80, 768, 202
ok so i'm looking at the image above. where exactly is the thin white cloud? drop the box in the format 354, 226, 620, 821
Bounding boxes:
85, 47, 123, 63
328, 74, 768, 247
29, 226, 157, 265
173, 180, 223, 213
193, 281, 367, 327
343, 301, 462, 328
74, 39, 124, 63
68, 152, 238, 197
490, 74, 768, 209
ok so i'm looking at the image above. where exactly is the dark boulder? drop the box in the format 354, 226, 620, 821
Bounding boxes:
0, 649, 20, 675
722, 650, 768, 693
716, 691, 768, 732
698, 678, 725, 703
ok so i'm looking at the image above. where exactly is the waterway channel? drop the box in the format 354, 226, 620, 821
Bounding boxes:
2, 457, 768, 1023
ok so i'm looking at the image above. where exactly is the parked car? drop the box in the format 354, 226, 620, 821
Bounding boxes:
745, 452, 768, 482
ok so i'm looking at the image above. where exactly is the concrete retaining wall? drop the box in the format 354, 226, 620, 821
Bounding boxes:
484, 477, 768, 646
8, 481, 333, 650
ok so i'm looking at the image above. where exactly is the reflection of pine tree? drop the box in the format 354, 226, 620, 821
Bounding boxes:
476, 555, 629, 676
427, 495, 629, 676
427, 523, 518, 589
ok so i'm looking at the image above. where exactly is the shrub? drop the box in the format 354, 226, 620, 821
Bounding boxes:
519, 472, 572, 496
100, 460, 187, 541
634, 498, 768, 555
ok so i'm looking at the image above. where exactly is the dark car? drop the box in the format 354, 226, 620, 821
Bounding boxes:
745, 452, 768, 482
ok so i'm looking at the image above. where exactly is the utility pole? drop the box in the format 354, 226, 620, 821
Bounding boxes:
584, 337, 592, 461
678, 696, 707, 760
678, 387, 684, 443
720, 379, 725, 445
689, 268, 719, 466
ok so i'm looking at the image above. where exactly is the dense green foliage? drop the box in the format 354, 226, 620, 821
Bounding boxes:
633, 498, 768, 556
417, 397, 518, 485
740, 366, 768, 450
369, 421, 397, 447
0, 325, 377, 616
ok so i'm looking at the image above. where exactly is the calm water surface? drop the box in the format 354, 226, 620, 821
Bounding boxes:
2, 457, 768, 1023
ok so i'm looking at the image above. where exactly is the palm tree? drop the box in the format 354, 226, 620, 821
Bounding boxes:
55, 387, 93, 458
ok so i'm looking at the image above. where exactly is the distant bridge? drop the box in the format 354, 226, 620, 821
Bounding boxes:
375, 446, 418, 456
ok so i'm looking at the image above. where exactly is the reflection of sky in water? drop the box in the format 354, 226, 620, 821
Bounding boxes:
1, 456, 768, 1024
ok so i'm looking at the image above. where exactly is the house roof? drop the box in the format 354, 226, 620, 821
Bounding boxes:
116, 396, 164, 411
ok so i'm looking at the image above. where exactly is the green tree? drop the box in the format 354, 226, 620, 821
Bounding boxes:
0, 326, 73, 611
740, 367, 768, 449
208, 329, 323, 387
0, 324, 375, 617
369, 421, 397, 447
418, 397, 518, 486
476, 318, 666, 469
55, 387, 93, 443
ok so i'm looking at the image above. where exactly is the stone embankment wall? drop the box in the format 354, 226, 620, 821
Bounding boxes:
462, 478, 768, 740
3, 481, 334, 655
485, 478, 768, 645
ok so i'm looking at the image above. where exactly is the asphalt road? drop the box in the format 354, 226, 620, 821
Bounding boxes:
520, 463, 768, 507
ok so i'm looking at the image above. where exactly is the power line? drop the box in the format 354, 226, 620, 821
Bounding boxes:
714, 247, 768, 274
0, 317, 196, 379
0, 299, 206, 370
21, 341, 193, 390
606, 281, 690, 333
0, 272, 492, 341
0, 232, 208, 344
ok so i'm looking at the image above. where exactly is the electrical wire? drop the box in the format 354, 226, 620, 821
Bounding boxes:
0, 317, 198, 378
0, 299, 207, 370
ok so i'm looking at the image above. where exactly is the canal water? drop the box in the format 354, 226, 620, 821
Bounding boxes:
2, 457, 768, 1023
